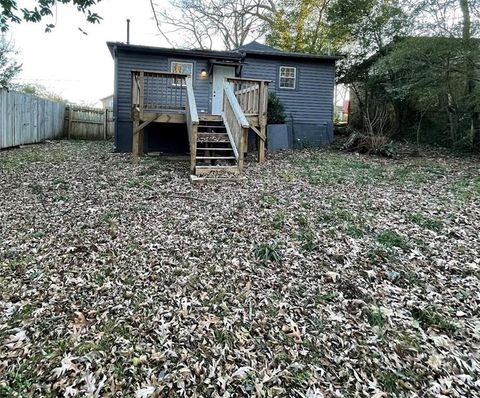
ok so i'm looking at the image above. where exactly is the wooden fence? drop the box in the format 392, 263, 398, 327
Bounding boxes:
65, 105, 114, 140
0, 90, 115, 150
0, 90, 66, 150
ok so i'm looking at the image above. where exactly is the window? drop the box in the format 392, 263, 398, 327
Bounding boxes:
171, 61, 194, 86
279, 66, 296, 89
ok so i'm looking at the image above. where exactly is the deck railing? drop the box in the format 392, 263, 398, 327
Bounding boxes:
223, 81, 249, 172
132, 70, 188, 118
227, 77, 269, 119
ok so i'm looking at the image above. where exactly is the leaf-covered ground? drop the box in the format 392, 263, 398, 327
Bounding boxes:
1, 140, 479, 398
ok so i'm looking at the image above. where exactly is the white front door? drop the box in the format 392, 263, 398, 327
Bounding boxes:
212, 65, 235, 115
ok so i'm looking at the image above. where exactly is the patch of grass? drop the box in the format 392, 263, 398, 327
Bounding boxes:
367, 307, 387, 327
295, 214, 309, 228
214, 330, 235, 346
367, 245, 397, 262
279, 170, 294, 182
315, 291, 338, 304
296, 228, 316, 252
392, 270, 424, 288
271, 211, 285, 229
290, 152, 385, 186
377, 371, 400, 393
409, 213, 443, 232
51, 338, 69, 356
99, 211, 116, 224
75, 341, 101, 355
376, 230, 410, 251
128, 178, 141, 188
262, 195, 279, 208
274, 349, 292, 364
254, 242, 282, 263
2, 369, 34, 394
451, 176, 480, 201
292, 368, 311, 385
27, 269, 41, 280
345, 225, 365, 238
12, 304, 35, 323
29, 183, 43, 195
411, 306, 457, 335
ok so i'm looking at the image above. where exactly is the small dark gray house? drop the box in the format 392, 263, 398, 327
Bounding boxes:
106, 40, 338, 179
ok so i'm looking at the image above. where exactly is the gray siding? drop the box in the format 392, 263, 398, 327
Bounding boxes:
113, 48, 336, 152
241, 56, 335, 147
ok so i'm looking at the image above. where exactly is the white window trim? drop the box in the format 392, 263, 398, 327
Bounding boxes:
279, 66, 297, 90
170, 61, 194, 86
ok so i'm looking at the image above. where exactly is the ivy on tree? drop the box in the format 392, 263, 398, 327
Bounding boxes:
0, 0, 102, 32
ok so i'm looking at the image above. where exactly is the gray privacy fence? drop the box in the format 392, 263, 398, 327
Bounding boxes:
0, 90, 66, 149
0, 90, 115, 150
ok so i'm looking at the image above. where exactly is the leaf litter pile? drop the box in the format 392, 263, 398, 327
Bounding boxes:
1, 140, 479, 397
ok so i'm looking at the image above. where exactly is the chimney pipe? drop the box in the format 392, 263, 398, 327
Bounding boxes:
127, 19, 130, 44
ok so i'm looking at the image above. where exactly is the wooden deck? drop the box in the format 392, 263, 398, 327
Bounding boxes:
131, 70, 269, 179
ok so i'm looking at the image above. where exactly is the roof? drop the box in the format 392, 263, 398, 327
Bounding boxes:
106, 41, 341, 63
107, 42, 242, 60
235, 41, 281, 53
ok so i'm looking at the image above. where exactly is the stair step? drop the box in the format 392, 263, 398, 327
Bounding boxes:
198, 125, 226, 129
191, 175, 245, 184
197, 133, 230, 143
199, 115, 222, 122
195, 166, 240, 175
196, 156, 236, 160
197, 147, 233, 151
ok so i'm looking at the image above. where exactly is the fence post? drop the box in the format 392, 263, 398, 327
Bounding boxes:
68, 106, 73, 139
103, 109, 108, 140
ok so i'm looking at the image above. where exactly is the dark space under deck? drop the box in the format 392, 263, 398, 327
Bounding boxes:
144, 123, 189, 154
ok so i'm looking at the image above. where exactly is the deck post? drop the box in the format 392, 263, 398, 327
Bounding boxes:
238, 127, 246, 173
257, 81, 267, 163
138, 129, 144, 156
190, 124, 197, 174
132, 122, 139, 163
139, 71, 145, 120
132, 108, 141, 163
258, 125, 266, 163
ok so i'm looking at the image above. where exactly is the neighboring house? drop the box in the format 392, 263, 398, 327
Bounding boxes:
100, 94, 114, 109
106, 40, 339, 179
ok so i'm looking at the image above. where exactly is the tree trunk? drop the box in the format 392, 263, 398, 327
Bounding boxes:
459, 0, 479, 150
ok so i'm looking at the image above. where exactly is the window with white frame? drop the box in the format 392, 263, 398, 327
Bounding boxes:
279, 66, 296, 89
170, 61, 194, 86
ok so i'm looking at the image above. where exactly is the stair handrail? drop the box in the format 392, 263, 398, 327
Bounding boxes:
185, 76, 199, 174
222, 81, 249, 172
185, 76, 199, 125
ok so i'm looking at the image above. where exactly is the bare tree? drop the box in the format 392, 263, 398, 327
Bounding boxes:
149, 0, 277, 50
0, 36, 21, 89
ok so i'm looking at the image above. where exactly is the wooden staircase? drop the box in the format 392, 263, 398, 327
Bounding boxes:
194, 116, 240, 177
131, 70, 269, 182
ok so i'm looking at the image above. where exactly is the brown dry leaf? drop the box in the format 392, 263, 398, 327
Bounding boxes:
0, 141, 479, 396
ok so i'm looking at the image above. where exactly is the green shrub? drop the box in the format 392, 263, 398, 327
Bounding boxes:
267, 93, 286, 124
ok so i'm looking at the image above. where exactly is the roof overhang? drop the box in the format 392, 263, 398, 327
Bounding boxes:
241, 49, 342, 62
106, 42, 341, 63
106, 42, 243, 61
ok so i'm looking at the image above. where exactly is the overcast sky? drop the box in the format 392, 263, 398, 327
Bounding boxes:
10, 0, 171, 106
